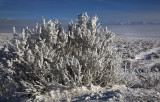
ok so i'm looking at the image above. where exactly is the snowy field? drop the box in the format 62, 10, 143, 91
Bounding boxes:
0, 33, 160, 101
107, 25, 160, 38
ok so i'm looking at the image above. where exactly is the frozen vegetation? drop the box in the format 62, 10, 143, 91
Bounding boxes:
0, 13, 160, 102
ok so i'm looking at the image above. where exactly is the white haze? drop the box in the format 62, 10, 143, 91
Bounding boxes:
0, 19, 160, 38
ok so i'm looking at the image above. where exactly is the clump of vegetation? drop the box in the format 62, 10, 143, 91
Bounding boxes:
0, 13, 122, 99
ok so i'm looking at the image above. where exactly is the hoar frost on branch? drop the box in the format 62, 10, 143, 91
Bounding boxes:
0, 12, 122, 98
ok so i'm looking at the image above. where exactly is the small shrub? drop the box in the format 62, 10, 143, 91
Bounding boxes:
0, 12, 122, 97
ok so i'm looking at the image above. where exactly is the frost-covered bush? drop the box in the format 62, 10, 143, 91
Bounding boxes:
0, 12, 121, 97
137, 67, 160, 89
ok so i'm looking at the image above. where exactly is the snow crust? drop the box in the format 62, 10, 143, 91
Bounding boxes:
135, 47, 160, 60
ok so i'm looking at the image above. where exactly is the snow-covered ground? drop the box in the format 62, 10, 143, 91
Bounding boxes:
135, 47, 160, 60
32, 84, 160, 102
0, 33, 160, 102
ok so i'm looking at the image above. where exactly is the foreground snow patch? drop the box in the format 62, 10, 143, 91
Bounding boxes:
32, 84, 124, 102
32, 84, 160, 102
33, 83, 105, 102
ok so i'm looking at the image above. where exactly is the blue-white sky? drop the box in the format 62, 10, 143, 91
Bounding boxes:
0, 0, 160, 23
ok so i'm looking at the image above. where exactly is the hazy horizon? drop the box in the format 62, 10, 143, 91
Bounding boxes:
0, 18, 160, 38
